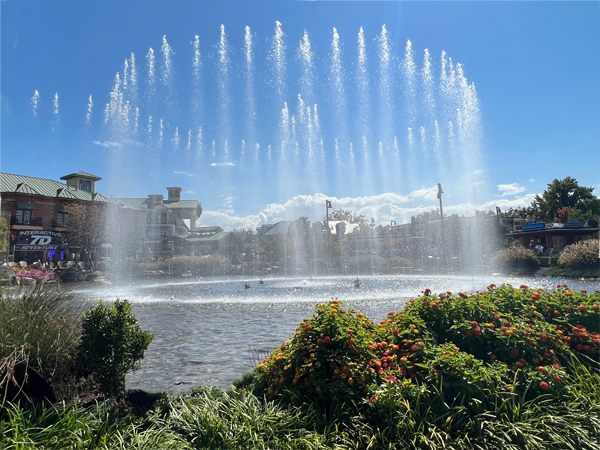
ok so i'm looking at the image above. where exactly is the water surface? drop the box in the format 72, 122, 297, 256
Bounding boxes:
74, 274, 599, 394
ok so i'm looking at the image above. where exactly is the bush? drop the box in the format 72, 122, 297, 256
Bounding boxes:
60, 264, 84, 282
493, 246, 540, 273
558, 239, 599, 269
255, 285, 600, 410
79, 299, 154, 397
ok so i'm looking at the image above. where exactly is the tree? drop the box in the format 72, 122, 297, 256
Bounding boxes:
64, 201, 108, 270
326, 209, 369, 228
529, 177, 600, 223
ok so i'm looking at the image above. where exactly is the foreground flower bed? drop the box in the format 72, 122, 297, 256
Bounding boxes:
2, 284, 599, 449
255, 285, 599, 403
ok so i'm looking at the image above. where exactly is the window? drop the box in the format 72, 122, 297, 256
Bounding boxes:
56, 213, 69, 226
79, 179, 92, 192
15, 210, 32, 225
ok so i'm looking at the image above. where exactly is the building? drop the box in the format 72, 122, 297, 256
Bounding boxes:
510, 220, 598, 255
0, 171, 109, 264
116, 187, 203, 260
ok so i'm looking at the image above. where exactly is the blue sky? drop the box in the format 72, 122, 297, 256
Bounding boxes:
2, 1, 599, 229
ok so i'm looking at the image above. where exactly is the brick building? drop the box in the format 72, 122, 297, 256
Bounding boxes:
0, 171, 109, 264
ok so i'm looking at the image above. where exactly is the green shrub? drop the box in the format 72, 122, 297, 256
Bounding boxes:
256, 285, 600, 410
79, 299, 154, 397
60, 264, 84, 282
493, 246, 540, 273
558, 239, 599, 269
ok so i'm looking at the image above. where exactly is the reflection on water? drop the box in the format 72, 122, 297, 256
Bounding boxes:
74, 275, 599, 394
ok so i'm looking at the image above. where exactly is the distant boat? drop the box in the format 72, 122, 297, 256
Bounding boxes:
244, 283, 251, 289
259, 279, 264, 285
354, 278, 361, 288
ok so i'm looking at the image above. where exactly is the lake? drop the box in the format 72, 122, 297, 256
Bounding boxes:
73, 274, 600, 394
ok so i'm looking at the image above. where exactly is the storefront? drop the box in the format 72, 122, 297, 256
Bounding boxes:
13, 230, 64, 265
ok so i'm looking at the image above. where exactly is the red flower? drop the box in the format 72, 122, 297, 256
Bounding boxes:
392, 329, 399, 336
494, 314, 501, 320
531, 294, 540, 300
432, 301, 439, 309
537, 366, 546, 372
592, 305, 599, 311
539, 381, 549, 391
458, 292, 468, 299
581, 289, 587, 293
553, 375, 561, 383
539, 334, 548, 342
348, 338, 356, 346
439, 293, 446, 300
411, 344, 419, 352
579, 305, 587, 312
342, 366, 350, 373
509, 348, 519, 358
369, 395, 376, 403
471, 321, 479, 328
520, 284, 528, 289
324, 336, 331, 343
424, 288, 431, 295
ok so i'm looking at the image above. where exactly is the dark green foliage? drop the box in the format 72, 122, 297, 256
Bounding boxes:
529, 177, 600, 222
79, 299, 154, 396
60, 264, 84, 282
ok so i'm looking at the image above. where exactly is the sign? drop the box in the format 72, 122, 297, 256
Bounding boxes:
522, 221, 545, 231
15, 230, 63, 251
563, 220, 584, 228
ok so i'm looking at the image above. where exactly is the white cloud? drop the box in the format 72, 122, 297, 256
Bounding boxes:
407, 185, 438, 201
186, 190, 195, 194
93, 140, 121, 148
529, 179, 535, 183
197, 190, 540, 232
210, 162, 235, 167
175, 171, 194, 176
473, 169, 483, 175
498, 183, 526, 196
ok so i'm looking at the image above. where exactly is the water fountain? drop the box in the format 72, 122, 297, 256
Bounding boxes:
96, 22, 484, 281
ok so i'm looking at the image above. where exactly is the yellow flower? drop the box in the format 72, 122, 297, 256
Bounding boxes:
334, 369, 340, 375
347, 378, 354, 385
315, 362, 321, 367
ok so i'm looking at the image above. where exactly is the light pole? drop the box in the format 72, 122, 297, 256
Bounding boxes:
437, 183, 447, 271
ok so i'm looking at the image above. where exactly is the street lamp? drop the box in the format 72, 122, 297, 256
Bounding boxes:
437, 183, 447, 271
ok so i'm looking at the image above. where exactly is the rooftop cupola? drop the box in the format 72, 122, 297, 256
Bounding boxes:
147, 194, 164, 208
167, 186, 182, 202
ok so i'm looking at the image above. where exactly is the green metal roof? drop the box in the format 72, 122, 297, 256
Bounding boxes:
60, 171, 102, 181
0, 172, 108, 202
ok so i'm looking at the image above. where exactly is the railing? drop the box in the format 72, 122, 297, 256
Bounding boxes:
51, 219, 70, 228
11, 217, 43, 226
